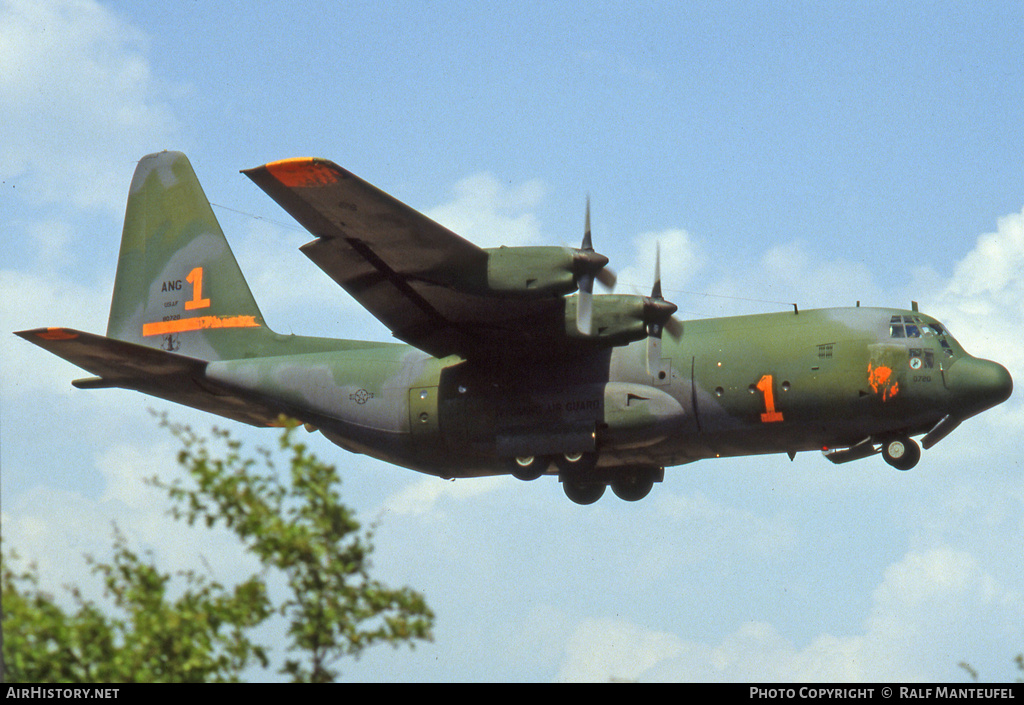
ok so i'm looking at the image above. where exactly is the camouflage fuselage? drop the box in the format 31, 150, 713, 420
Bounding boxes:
203, 304, 1004, 479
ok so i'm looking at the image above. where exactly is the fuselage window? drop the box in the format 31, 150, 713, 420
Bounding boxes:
909, 348, 936, 369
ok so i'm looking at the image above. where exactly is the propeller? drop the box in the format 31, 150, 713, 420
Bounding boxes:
643, 243, 682, 376
643, 243, 682, 341
574, 197, 617, 335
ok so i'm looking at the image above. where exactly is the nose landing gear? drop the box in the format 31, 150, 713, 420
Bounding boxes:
882, 436, 921, 471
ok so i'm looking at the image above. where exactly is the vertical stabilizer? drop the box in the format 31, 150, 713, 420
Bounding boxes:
107, 151, 272, 360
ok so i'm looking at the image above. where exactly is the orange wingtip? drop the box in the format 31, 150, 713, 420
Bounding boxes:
264, 158, 339, 188
37, 328, 79, 341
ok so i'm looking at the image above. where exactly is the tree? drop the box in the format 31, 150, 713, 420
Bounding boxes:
2, 529, 270, 682
153, 417, 434, 682
2, 417, 433, 682
959, 654, 1024, 683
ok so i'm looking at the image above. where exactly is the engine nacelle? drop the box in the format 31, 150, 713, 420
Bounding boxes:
482, 246, 578, 297
564, 294, 649, 346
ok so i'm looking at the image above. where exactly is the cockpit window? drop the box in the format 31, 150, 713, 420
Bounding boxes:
890, 315, 956, 357
890, 315, 904, 338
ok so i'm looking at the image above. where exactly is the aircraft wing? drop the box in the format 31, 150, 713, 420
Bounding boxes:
15, 327, 290, 428
243, 158, 567, 360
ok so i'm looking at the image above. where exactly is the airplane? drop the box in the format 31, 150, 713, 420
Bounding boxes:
17, 151, 1013, 504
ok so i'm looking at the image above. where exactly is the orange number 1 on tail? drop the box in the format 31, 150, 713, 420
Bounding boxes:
185, 267, 211, 310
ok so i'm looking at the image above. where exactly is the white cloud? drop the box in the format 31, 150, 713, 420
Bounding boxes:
758, 242, 882, 306
925, 206, 1024, 434
425, 173, 546, 248
0, 0, 182, 214
228, 216, 379, 339
1, 426, 270, 608
556, 617, 685, 682
931, 206, 1024, 368
380, 475, 508, 518
0, 266, 111, 399
615, 227, 703, 296
697, 240, 886, 317
557, 547, 1024, 682
653, 490, 798, 561
941, 208, 1024, 310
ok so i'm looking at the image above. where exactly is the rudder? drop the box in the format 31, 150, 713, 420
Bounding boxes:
107, 151, 272, 360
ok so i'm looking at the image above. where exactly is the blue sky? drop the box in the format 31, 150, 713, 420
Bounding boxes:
2, 0, 1023, 682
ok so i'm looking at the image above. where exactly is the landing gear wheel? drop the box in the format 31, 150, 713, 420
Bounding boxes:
611, 468, 656, 502
562, 478, 606, 505
553, 451, 598, 474
883, 436, 920, 471
506, 455, 546, 481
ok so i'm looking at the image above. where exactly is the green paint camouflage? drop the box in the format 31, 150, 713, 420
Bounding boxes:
16, 152, 1012, 503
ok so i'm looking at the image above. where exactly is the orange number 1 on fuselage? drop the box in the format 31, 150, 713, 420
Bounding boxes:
185, 267, 211, 310
757, 374, 784, 423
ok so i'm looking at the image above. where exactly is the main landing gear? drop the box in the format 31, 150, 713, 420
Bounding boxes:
506, 455, 546, 482
609, 468, 658, 502
882, 435, 921, 471
506, 453, 662, 504
561, 475, 607, 505
559, 459, 661, 505
505, 452, 600, 483
561, 457, 663, 506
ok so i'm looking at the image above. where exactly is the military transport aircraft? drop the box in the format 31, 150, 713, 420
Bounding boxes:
17, 151, 1013, 504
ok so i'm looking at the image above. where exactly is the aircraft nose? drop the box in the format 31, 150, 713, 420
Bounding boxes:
946, 356, 1013, 417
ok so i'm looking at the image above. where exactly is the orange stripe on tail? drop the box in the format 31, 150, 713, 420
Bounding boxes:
142, 315, 261, 337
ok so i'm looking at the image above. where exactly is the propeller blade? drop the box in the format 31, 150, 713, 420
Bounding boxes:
573, 197, 615, 294
651, 243, 664, 300
582, 196, 593, 252
644, 242, 682, 340
664, 315, 683, 341
576, 274, 594, 335
596, 266, 617, 290
572, 197, 618, 335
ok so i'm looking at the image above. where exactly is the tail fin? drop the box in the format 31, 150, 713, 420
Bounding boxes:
107, 151, 274, 360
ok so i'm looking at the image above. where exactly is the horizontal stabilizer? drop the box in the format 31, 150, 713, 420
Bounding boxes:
15, 327, 287, 428
17, 327, 205, 381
